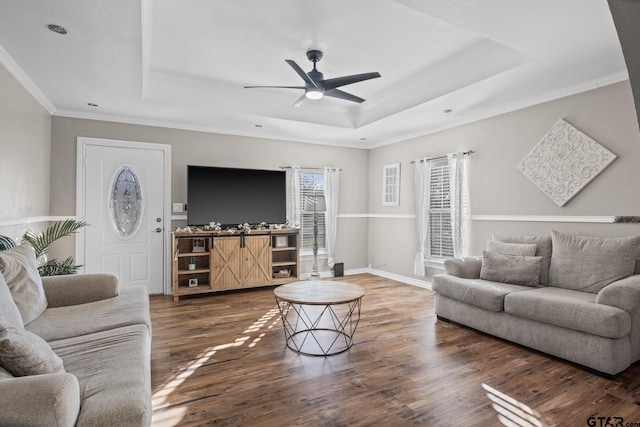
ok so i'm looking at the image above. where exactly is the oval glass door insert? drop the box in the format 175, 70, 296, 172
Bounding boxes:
109, 165, 144, 239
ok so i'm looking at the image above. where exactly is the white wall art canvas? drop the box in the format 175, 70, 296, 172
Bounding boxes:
518, 119, 616, 207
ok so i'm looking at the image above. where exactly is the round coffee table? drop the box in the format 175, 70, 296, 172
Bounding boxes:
274, 281, 365, 356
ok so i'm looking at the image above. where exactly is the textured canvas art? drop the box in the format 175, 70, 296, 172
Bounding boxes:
518, 119, 616, 206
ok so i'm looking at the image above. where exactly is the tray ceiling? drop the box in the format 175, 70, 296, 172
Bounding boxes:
0, 0, 628, 148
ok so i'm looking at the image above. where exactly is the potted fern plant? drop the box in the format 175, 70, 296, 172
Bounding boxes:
0, 218, 87, 276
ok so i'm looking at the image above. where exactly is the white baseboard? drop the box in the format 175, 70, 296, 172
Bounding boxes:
366, 268, 432, 289
300, 267, 432, 290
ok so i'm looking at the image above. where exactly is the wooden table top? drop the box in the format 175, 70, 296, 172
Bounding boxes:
274, 281, 365, 305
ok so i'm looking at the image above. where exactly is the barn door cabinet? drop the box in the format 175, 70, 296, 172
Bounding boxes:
172, 229, 299, 301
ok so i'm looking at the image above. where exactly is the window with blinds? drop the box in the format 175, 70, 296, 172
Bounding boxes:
299, 172, 326, 253
429, 158, 453, 258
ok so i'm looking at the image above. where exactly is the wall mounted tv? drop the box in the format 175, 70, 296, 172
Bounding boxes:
187, 165, 287, 227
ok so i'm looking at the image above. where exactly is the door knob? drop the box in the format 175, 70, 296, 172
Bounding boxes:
155, 227, 162, 233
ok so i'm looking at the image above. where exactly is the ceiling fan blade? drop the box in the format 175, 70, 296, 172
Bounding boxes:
293, 94, 307, 108
244, 85, 305, 89
285, 60, 317, 87
324, 89, 366, 103
320, 72, 381, 90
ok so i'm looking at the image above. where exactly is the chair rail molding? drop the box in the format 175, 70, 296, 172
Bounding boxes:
470, 215, 617, 223
0, 216, 75, 228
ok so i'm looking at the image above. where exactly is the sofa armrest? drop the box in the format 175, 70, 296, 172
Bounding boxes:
443, 257, 482, 279
596, 274, 640, 314
0, 373, 80, 427
42, 273, 120, 307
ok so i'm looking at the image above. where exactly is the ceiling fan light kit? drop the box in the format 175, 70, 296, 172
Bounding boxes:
244, 49, 380, 107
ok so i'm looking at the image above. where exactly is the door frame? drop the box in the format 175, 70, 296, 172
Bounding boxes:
75, 137, 172, 295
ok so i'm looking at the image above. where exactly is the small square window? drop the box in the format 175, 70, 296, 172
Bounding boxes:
382, 163, 400, 206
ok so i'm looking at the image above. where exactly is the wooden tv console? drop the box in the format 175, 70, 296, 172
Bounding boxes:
171, 228, 299, 301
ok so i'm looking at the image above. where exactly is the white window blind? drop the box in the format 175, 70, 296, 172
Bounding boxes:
429, 158, 453, 258
299, 172, 326, 253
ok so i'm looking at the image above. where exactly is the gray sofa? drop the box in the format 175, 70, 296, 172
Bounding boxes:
0, 243, 152, 426
432, 231, 640, 376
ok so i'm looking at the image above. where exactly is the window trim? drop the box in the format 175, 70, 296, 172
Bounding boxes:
382, 163, 400, 206
427, 158, 454, 259
298, 170, 326, 254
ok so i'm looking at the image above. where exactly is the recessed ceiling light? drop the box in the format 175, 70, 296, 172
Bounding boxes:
254, 124, 263, 128
360, 138, 367, 141
87, 103, 98, 107
47, 24, 67, 35
443, 109, 453, 114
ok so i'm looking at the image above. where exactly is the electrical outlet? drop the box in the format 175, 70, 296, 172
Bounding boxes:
172, 203, 184, 213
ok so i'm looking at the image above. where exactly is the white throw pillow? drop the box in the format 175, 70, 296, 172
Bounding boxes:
0, 244, 48, 325
0, 273, 24, 331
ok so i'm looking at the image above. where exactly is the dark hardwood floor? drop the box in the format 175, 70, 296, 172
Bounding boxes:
150, 274, 640, 426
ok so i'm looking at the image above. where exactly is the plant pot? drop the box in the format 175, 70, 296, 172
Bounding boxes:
188, 264, 196, 271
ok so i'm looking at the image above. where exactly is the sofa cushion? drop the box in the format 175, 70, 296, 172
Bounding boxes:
0, 364, 14, 379
27, 285, 151, 341
0, 273, 24, 331
493, 234, 552, 285
0, 327, 65, 376
504, 287, 631, 338
0, 244, 47, 325
480, 251, 542, 287
487, 241, 537, 256
49, 324, 151, 427
432, 274, 531, 311
549, 231, 640, 293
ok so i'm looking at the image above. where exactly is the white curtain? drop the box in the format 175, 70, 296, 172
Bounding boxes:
324, 167, 340, 268
414, 158, 432, 276
448, 152, 470, 257
285, 166, 300, 228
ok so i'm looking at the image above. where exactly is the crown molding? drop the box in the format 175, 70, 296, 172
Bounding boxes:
0, 42, 56, 114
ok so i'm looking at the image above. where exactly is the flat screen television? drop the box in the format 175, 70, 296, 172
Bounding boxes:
187, 165, 287, 227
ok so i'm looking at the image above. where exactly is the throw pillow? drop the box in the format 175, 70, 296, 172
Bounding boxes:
0, 244, 48, 325
487, 241, 537, 257
0, 273, 24, 331
0, 327, 65, 376
480, 251, 542, 287
493, 234, 552, 285
549, 230, 640, 293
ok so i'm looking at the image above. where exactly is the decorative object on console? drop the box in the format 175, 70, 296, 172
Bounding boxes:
188, 256, 196, 271
517, 119, 616, 207
275, 236, 288, 248
192, 238, 206, 252
305, 194, 326, 278
188, 278, 198, 287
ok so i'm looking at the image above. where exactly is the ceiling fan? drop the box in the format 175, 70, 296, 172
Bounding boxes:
244, 50, 381, 107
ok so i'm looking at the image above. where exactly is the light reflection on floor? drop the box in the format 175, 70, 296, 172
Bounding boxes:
151, 307, 282, 426
482, 383, 544, 427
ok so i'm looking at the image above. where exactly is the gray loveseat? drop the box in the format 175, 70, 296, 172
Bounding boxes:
0, 243, 152, 426
432, 231, 640, 376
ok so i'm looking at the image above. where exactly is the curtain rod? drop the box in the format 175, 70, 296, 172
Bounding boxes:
279, 166, 343, 171
410, 150, 475, 164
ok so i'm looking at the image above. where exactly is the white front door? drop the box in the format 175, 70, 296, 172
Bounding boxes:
76, 138, 170, 294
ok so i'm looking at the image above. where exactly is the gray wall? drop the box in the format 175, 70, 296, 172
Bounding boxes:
50, 117, 370, 274
4, 57, 640, 284
368, 81, 640, 280
0, 64, 51, 240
